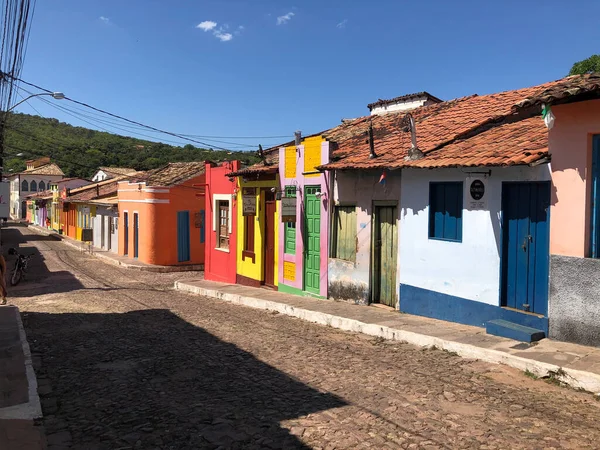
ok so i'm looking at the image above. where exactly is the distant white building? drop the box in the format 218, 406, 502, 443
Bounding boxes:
8, 157, 65, 219
368, 91, 442, 115
92, 167, 136, 182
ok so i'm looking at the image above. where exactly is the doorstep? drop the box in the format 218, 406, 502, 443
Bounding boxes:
175, 278, 600, 394
27, 224, 203, 273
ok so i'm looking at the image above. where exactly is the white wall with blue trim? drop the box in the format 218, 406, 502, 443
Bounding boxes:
399, 165, 552, 331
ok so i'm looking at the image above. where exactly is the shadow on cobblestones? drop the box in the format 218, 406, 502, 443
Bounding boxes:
23, 308, 346, 449
2, 227, 85, 298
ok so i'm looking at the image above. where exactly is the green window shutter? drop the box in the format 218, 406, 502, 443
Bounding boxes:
284, 186, 297, 255
333, 206, 357, 261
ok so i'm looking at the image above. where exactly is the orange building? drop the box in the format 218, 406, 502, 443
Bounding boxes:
117, 162, 206, 266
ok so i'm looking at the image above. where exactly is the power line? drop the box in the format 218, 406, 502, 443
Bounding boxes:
11, 75, 255, 151
11, 74, 292, 144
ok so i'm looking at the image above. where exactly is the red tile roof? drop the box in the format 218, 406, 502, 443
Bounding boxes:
130, 162, 204, 186
320, 77, 569, 170
26, 190, 53, 200
231, 76, 575, 174
66, 177, 126, 202
226, 149, 279, 176
399, 117, 547, 169
514, 73, 600, 110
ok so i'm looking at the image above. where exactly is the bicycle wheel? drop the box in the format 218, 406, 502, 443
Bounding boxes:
10, 268, 21, 286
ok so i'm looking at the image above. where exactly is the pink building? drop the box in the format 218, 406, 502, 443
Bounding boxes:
516, 73, 600, 346
277, 135, 330, 298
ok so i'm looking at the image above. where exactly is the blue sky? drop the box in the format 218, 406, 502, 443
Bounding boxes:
15, 0, 600, 150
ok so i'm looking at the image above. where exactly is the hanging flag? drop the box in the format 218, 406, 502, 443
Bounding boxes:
379, 170, 387, 185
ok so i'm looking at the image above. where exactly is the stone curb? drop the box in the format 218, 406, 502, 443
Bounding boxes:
0, 306, 42, 420
26, 225, 203, 273
175, 280, 600, 394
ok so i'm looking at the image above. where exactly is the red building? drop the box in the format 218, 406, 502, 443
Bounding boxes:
204, 160, 239, 283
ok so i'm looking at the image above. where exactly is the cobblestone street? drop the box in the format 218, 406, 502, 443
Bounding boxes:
7, 225, 600, 449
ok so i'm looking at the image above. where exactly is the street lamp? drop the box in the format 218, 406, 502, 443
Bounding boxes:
7, 91, 65, 113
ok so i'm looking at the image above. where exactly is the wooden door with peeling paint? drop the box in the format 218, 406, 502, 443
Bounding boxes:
372, 205, 398, 307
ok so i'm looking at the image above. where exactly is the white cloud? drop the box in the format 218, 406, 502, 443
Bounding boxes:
197, 20, 217, 32
277, 12, 295, 25
214, 30, 233, 42
235, 25, 245, 36
99, 16, 111, 25
336, 19, 347, 29
196, 20, 239, 42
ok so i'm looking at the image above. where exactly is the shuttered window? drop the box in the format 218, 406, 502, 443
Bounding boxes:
429, 182, 463, 242
332, 205, 357, 261
284, 146, 296, 178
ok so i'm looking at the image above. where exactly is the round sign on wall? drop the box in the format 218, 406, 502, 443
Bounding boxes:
470, 179, 485, 201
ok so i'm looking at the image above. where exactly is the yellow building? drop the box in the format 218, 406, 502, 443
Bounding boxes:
230, 151, 280, 288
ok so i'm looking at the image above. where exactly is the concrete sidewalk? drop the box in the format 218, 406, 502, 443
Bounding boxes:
176, 278, 600, 394
0, 306, 45, 449
27, 224, 203, 273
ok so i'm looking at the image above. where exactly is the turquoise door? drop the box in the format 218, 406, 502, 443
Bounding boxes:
501, 182, 550, 316
177, 211, 191, 262
303, 186, 321, 295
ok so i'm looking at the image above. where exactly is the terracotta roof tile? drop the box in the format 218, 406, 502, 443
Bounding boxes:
21, 163, 64, 176
65, 176, 132, 202
233, 76, 573, 175
227, 149, 279, 176
514, 73, 600, 110
98, 167, 136, 176
320, 77, 569, 170
131, 162, 205, 187
26, 190, 53, 200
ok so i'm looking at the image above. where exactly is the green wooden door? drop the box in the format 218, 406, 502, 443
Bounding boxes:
372, 205, 398, 307
304, 186, 321, 295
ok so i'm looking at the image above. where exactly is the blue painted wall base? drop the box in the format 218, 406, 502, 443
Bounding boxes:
399, 284, 548, 335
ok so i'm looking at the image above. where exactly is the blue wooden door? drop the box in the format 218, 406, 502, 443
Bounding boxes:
177, 211, 191, 262
123, 212, 129, 256
501, 182, 550, 316
133, 213, 139, 258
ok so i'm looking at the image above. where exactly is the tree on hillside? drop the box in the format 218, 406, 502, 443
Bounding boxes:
569, 55, 600, 75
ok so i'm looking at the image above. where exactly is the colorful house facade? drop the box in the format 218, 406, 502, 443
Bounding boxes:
204, 161, 239, 283
48, 178, 91, 233
9, 157, 64, 219
277, 136, 330, 298
317, 78, 571, 342
117, 162, 205, 266
513, 74, 600, 346
227, 152, 280, 288
61, 177, 123, 242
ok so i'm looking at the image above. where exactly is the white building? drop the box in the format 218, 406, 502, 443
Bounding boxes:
9, 157, 64, 219
91, 167, 136, 182
367, 91, 442, 115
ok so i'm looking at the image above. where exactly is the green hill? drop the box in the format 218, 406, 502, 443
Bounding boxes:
3, 113, 260, 178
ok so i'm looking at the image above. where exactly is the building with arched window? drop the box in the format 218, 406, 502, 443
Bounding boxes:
8, 157, 65, 219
